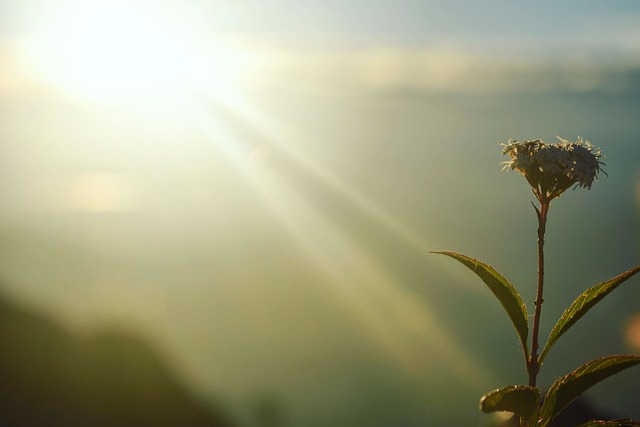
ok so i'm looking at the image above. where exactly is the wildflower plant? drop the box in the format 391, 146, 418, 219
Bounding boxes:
432, 137, 640, 427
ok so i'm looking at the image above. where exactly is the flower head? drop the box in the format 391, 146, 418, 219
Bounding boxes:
501, 137, 605, 202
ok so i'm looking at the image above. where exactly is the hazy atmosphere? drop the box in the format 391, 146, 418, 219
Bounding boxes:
1, 1, 640, 425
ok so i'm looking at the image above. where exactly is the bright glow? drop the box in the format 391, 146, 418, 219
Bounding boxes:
70, 172, 139, 212
26, 0, 250, 103
626, 313, 640, 352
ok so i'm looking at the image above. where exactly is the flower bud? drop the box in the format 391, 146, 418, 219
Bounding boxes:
501, 137, 605, 202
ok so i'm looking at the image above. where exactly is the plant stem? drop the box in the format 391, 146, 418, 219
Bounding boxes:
529, 200, 549, 387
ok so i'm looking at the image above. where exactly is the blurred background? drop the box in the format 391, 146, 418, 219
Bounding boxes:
1, 0, 640, 425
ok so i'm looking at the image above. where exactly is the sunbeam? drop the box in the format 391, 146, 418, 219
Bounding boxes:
181, 77, 495, 390
247, 166, 494, 389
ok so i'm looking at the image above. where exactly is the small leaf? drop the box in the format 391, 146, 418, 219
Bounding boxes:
532, 201, 542, 222
431, 251, 529, 360
480, 385, 540, 424
576, 419, 640, 427
540, 265, 640, 363
539, 355, 640, 427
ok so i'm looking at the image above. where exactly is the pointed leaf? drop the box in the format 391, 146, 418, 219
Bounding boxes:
480, 385, 540, 424
432, 251, 529, 360
539, 355, 640, 427
577, 420, 640, 427
540, 265, 640, 363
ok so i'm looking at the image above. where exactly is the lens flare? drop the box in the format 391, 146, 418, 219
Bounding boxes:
626, 313, 640, 352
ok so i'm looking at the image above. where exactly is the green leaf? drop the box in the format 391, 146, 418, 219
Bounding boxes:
480, 385, 539, 424
577, 420, 640, 427
540, 265, 640, 363
539, 355, 640, 427
431, 251, 529, 360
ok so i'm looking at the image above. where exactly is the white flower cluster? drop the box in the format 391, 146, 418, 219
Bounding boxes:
502, 137, 604, 202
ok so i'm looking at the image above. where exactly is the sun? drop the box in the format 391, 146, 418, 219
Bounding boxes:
28, 0, 249, 103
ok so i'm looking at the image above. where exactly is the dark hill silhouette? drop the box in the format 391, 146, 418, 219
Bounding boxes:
0, 291, 235, 427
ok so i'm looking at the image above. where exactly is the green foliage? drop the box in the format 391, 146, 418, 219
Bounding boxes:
431, 251, 529, 361
433, 247, 640, 425
540, 266, 640, 363
433, 142, 640, 426
538, 355, 640, 427
479, 385, 539, 425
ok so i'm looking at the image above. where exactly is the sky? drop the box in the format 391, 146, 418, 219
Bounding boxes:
2, 1, 640, 97
1, 1, 640, 426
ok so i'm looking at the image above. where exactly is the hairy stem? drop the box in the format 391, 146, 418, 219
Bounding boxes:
529, 200, 549, 387
527, 199, 550, 387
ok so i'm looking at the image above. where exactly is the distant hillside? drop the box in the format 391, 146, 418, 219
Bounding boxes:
0, 291, 235, 427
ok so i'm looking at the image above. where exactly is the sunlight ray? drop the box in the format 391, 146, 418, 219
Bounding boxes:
247, 165, 495, 389
181, 88, 497, 389
202, 92, 438, 251
191, 88, 482, 291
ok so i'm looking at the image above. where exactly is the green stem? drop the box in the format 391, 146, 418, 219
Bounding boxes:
529, 200, 549, 387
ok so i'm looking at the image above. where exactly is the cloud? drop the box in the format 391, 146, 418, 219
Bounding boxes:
2, 27, 639, 97
250, 43, 640, 94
